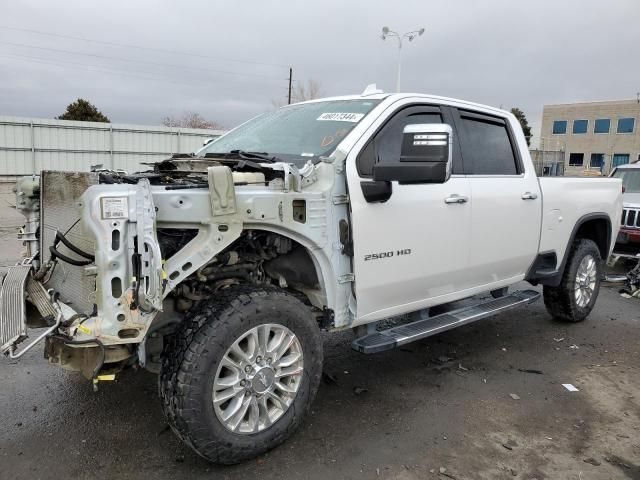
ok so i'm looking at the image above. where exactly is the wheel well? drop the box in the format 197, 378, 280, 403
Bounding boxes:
574, 217, 611, 260
167, 229, 326, 313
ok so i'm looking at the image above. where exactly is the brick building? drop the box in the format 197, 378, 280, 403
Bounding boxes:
539, 99, 640, 175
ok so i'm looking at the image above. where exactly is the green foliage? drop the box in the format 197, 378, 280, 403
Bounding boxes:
510, 107, 531, 146
57, 98, 110, 122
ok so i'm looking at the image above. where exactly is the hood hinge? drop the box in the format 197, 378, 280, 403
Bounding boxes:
338, 273, 355, 283
332, 194, 349, 205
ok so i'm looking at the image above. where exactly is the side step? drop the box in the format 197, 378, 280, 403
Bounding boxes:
352, 289, 540, 354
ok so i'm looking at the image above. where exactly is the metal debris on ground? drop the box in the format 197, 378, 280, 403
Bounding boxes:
438, 466, 457, 479
518, 368, 544, 375
509, 393, 521, 400
502, 439, 518, 450
353, 386, 368, 396
553, 337, 565, 342
562, 384, 579, 392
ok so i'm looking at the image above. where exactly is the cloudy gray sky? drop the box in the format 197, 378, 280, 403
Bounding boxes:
1, 0, 639, 145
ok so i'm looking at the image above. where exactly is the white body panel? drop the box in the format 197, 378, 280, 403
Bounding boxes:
537, 176, 622, 262
466, 175, 541, 285
348, 175, 472, 320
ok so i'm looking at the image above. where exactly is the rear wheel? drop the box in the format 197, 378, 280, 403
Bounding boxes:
543, 239, 602, 322
159, 287, 323, 464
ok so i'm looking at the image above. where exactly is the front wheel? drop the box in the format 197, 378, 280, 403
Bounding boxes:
543, 238, 602, 322
159, 287, 323, 464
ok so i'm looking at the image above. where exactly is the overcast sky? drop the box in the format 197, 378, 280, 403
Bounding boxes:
1, 0, 639, 145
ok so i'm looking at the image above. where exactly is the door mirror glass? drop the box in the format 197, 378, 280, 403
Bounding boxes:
372, 124, 452, 184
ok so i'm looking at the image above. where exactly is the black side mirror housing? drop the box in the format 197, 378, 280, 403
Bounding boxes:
373, 123, 452, 184
360, 180, 392, 203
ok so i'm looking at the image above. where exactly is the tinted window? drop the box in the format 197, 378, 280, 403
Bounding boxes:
552, 120, 567, 134
357, 111, 442, 176
569, 153, 584, 166
613, 153, 630, 168
375, 113, 442, 164
459, 115, 518, 175
590, 153, 604, 169
572, 119, 588, 134
594, 118, 610, 133
617, 118, 635, 133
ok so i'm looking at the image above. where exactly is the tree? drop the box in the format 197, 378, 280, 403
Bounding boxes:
161, 112, 222, 130
510, 107, 531, 146
272, 78, 324, 107
57, 98, 110, 122
292, 78, 323, 103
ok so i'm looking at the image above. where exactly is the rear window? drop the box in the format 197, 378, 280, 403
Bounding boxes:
459, 113, 518, 175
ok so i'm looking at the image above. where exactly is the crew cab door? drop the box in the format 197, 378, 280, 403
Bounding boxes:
452, 108, 542, 285
346, 102, 472, 323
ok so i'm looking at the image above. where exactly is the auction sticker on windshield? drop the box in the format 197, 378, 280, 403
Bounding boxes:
317, 112, 365, 122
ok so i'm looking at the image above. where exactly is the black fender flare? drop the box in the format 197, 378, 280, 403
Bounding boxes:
526, 212, 612, 287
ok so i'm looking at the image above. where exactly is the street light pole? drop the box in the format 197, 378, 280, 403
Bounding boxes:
381, 26, 425, 92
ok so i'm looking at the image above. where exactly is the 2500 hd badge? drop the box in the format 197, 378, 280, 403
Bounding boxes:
364, 248, 412, 261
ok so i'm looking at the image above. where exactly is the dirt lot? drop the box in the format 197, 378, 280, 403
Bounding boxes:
0, 181, 639, 480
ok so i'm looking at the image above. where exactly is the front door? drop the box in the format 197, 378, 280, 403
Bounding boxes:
346, 102, 472, 324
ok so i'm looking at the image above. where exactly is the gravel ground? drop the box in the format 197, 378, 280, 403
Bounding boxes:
0, 181, 639, 480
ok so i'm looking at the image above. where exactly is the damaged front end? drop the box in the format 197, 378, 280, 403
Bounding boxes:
1, 171, 169, 383
2, 154, 341, 385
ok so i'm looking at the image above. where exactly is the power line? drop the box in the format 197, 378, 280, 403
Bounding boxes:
0, 52, 239, 88
0, 25, 287, 69
0, 40, 285, 81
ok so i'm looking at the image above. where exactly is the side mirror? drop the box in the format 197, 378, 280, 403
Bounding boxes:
373, 124, 452, 184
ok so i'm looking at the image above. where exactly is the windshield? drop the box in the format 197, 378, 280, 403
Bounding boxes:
613, 168, 640, 193
197, 99, 381, 165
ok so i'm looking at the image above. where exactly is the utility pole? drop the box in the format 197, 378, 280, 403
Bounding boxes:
288, 68, 293, 105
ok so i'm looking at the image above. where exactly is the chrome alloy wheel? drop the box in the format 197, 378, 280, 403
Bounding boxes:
574, 254, 597, 308
212, 323, 304, 434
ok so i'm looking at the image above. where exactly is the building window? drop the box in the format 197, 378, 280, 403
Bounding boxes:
552, 120, 567, 134
572, 119, 588, 134
594, 118, 610, 133
569, 153, 584, 166
590, 153, 604, 171
612, 153, 630, 168
617, 118, 635, 133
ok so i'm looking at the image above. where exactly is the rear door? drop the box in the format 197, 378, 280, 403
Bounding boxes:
453, 108, 541, 285
346, 101, 472, 323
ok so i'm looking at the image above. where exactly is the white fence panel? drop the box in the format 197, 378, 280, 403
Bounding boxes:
0, 116, 224, 176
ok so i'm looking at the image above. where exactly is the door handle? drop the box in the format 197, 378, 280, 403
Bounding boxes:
521, 192, 538, 200
444, 194, 468, 204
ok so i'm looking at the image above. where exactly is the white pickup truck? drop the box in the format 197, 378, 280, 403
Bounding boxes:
2, 88, 622, 464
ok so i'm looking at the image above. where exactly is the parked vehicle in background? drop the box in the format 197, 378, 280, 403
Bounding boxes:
1, 88, 623, 464
611, 163, 640, 254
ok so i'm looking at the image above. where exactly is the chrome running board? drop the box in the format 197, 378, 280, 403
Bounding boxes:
352, 289, 540, 354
